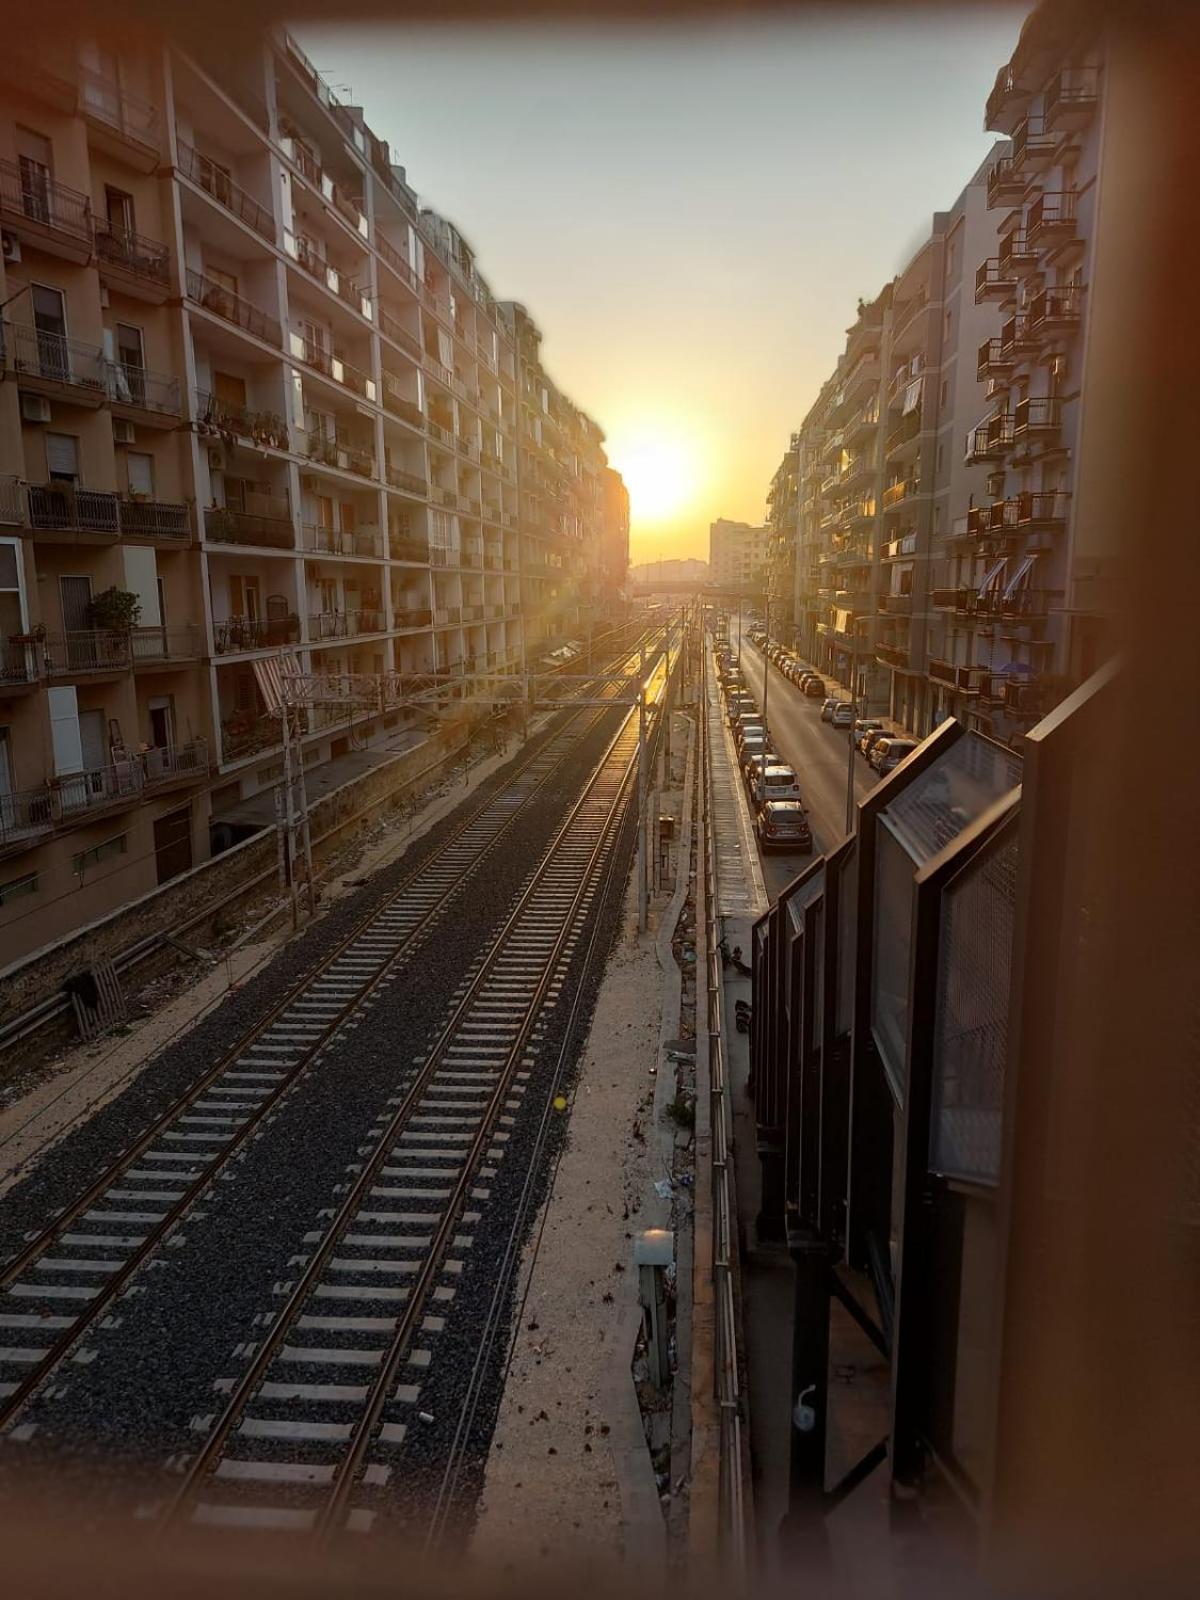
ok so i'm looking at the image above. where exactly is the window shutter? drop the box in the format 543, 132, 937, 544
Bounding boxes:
45, 433, 79, 479
47, 685, 83, 775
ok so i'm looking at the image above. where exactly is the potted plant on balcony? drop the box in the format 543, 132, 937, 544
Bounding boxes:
87, 587, 142, 633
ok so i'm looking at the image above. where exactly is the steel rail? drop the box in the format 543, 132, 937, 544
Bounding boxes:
0, 652, 653, 1431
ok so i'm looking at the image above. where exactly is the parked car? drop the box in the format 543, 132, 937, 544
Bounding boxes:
852, 718, 884, 750
831, 702, 855, 728
730, 703, 761, 731
735, 720, 767, 753
740, 743, 779, 782
871, 737, 919, 774
756, 800, 813, 854
752, 764, 804, 805
820, 696, 838, 720
861, 727, 890, 761
803, 677, 826, 698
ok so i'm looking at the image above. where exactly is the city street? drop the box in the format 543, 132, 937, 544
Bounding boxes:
731, 639, 876, 899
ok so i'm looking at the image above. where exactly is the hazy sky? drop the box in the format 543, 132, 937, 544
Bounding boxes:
300, 8, 1026, 563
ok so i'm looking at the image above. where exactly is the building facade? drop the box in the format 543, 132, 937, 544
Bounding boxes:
0, 28, 626, 963
708, 517, 768, 594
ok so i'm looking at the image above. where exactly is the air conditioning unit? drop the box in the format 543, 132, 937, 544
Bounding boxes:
207, 447, 224, 470
21, 393, 51, 424
113, 418, 136, 445
1, 231, 20, 263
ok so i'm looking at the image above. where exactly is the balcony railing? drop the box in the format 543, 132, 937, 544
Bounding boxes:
0, 473, 23, 526
1027, 284, 1085, 333
997, 231, 1036, 274
307, 609, 385, 640
382, 376, 425, 429
0, 784, 54, 850
204, 505, 295, 549
393, 607, 433, 629
304, 431, 377, 479
885, 409, 921, 456
213, 614, 300, 654
877, 594, 913, 615
118, 496, 191, 541
876, 642, 910, 670
221, 714, 280, 762
882, 479, 918, 510
0, 638, 41, 688
927, 659, 987, 694
986, 155, 1025, 208
141, 738, 210, 789
1012, 396, 1062, 438
376, 233, 419, 291
1044, 65, 1100, 129
186, 269, 281, 346
302, 523, 384, 559
0, 157, 92, 247
107, 359, 181, 416
194, 389, 290, 450
131, 624, 203, 663
28, 483, 119, 536
177, 142, 275, 242
965, 412, 1015, 462
1011, 115, 1054, 170
379, 306, 423, 362
386, 464, 428, 497
4, 322, 106, 395
44, 630, 132, 674
78, 65, 160, 157
95, 222, 169, 288
1016, 490, 1069, 527
975, 259, 1016, 302
1026, 191, 1077, 245
966, 499, 1021, 538
390, 534, 431, 563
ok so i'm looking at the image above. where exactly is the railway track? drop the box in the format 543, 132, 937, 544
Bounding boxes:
0, 636, 664, 1438
151, 675, 660, 1535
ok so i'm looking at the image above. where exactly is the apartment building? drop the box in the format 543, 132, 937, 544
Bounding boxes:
776, 153, 1011, 730
0, 29, 626, 964
764, 437, 798, 640
708, 517, 768, 593
928, 8, 1112, 732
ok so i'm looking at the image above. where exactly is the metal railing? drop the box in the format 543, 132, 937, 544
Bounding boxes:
185, 268, 281, 346
193, 389, 290, 449
295, 337, 376, 401
382, 377, 425, 429
302, 523, 384, 559
221, 714, 280, 761
379, 306, 423, 361
0, 474, 23, 526
131, 624, 203, 663
78, 65, 159, 154
117, 497, 191, 540
1026, 191, 1077, 243
213, 615, 300, 654
393, 607, 433, 629
307, 608, 385, 640
303, 431, 377, 479
95, 222, 169, 287
975, 258, 1016, 299
386, 464, 428, 497
1044, 64, 1100, 128
107, 360, 181, 416
55, 742, 208, 816
376, 233, 419, 291
43, 630, 133, 674
1013, 396, 1062, 436
0, 157, 92, 245
177, 142, 275, 241
141, 738, 210, 789
0, 784, 54, 849
0, 639, 41, 688
1028, 284, 1084, 330
389, 534, 431, 563
701, 667, 748, 1568
1012, 114, 1053, 168
28, 484, 119, 535
4, 322, 106, 393
204, 505, 295, 549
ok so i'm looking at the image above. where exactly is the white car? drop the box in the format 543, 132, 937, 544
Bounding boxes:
831, 702, 855, 728
753, 764, 803, 805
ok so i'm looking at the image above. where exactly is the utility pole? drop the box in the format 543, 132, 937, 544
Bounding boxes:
280, 693, 300, 931
637, 636, 648, 933
759, 593, 770, 805
845, 627, 858, 838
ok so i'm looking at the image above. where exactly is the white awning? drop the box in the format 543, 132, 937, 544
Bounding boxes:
253, 656, 285, 715
902, 375, 925, 415
977, 558, 1007, 596
1001, 553, 1036, 597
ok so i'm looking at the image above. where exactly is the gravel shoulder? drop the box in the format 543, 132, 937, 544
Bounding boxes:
469, 875, 667, 1577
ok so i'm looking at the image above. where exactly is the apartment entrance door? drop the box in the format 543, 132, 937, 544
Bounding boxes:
60, 574, 93, 670
31, 283, 68, 382
154, 805, 192, 886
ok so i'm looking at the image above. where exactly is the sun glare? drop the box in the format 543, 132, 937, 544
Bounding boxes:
607, 430, 697, 525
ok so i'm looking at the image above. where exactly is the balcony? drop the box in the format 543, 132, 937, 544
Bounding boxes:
965, 412, 1014, 464
382, 375, 424, 430
877, 594, 913, 616
221, 713, 280, 763
386, 464, 428, 498
177, 142, 275, 243
0, 785, 54, 855
986, 156, 1026, 210
379, 306, 423, 363
1026, 191, 1078, 250
1027, 284, 1085, 337
885, 409, 921, 458
204, 505, 295, 550
965, 499, 1020, 540
977, 337, 1014, 383
4, 322, 106, 402
118, 496, 192, 542
304, 431, 377, 480
302, 523, 384, 559
186, 269, 281, 347
1011, 115, 1055, 172
78, 65, 160, 168
194, 389, 290, 450
290, 235, 372, 320
213, 614, 300, 655
997, 230, 1037, 277
0, 637, 41, 690
28, 484, 119, 539
95, 222, 170, 298
985, 62, 1025, 130
876, 642, 910, 670
928, 659, 986, 695
44, 630, 132, 676
975, 258, 1016, 303
0, 158, 92, 260
107, 360, 181, 421
1016, 489, 1069, 529
393, 607, 433, 630
377, 233, 420, 293
1043, 65, 1100, 131
129, 623, 203, 667
390, 534, 431, 563
308, 609, 386, 641
140, 738, 210, 791
281, 138, 368, 239
1012, 396, 1062, 443
882, 479, 918, 511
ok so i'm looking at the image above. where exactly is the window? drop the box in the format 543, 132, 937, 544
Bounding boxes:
0, 872, 39, 907
71, 833, 127, 875
207, 264, 238, 299
45, 432, 80, 483
31, 283, 67, 378
105, 185, 135, 235
940, 379, 949, 408
126, 451, 154, 498
15, 127, 52, 224
0, 539, 25, 635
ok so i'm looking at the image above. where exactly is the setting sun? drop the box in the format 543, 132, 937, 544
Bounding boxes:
606, 427, 701, 527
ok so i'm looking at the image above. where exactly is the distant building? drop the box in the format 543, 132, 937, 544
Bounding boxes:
628, 557, 708, 589
708, 519, 768, 592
